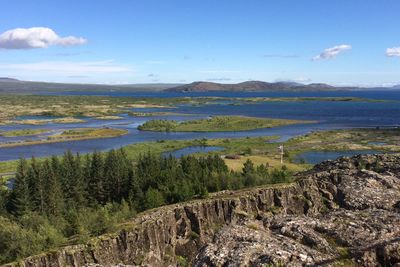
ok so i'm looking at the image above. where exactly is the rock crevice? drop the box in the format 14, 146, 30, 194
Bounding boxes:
4, 154, 400, 267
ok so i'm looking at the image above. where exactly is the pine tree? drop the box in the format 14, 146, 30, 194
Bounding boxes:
88, 151, 105, 205
50, 156, 62, 180
242, 159, 255, 175
0, 180, 7, 215
83, 154, 92, 189
137, 152, 161, 190
62, 151, 86, 208
104, 149, 119, 202
116, 148, 132, 200
9, 158, 30, 216
128, 171, 144, 211
242, 159, 256, 186
73, 153, 87, 207
41, 160, 64, 217
27, 157, 44, 213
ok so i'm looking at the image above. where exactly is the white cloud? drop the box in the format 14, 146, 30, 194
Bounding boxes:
0, 27, 87, 49
0, 60, 133, 75
386, 47, 400, 57
313, 44, 351, 60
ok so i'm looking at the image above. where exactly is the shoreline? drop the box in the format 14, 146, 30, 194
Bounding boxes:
138, 115, 316, 132
0, 128, 128, 148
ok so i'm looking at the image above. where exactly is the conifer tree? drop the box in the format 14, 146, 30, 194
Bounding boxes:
73, 153, 87, 207
50, 156, 62, 181
0, 180, 7, 215
128, 170, 144, 211
61, 151, 86, 208
9, 158, 30, 216
242, 159, 256, 186
104, 149, 119, 202
116, 148, 132, 200
88, 151, 105, 205
41, 160, 64, 217
27, 157, 44, 213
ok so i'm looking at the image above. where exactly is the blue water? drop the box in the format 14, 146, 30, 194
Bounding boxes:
293, 150, 382, 164
15, 115, 64, 120
162, 146, 223, 158
45, 90, 400, 101
368, 141, 387, 146
6, 178, 14, 190
1, 91, 400, 161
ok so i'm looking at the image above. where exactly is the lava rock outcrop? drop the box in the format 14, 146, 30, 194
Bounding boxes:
4, 154, 400, 267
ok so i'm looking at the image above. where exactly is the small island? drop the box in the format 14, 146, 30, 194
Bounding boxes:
0, 117, 85, 126
0, 127, 128, 148
138, 116, 313, 132
0, 129, 51, 137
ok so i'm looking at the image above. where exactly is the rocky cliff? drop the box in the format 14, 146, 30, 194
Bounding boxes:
4, 154, 400, 267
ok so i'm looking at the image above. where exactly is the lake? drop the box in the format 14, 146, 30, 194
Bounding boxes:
293, 150, 382, 164
1, 90, 399, 161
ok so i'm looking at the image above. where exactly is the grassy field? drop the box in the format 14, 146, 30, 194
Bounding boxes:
223, 155, 306, 172
138, 116, 313, 132
1, 128, 399, 174
0, 128, 128, 148
0, 117, 85, 125
0, 129, 50, 137
123, 128, 400, 171
50, 128, 127, 139
285, 128, 400, 154
0, 95, 173, 122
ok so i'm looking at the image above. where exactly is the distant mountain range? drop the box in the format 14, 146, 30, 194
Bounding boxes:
0, 78, 179, 93
0, 77, 398, 93
164, 81, 350, 92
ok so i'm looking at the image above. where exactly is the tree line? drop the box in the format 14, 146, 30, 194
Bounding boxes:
0, 149, 291, 264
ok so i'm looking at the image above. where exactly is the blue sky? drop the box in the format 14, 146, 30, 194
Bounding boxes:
1, 0, 399, 86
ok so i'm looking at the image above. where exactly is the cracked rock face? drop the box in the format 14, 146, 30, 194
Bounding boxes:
194, 154, 400, 266
195, 210, 400, 266
4, 154, 400, 267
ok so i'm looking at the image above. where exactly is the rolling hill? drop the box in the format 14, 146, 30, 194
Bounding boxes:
1, 78, 395, 94
0, 78, 180, 93
164, 81, 354, 92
